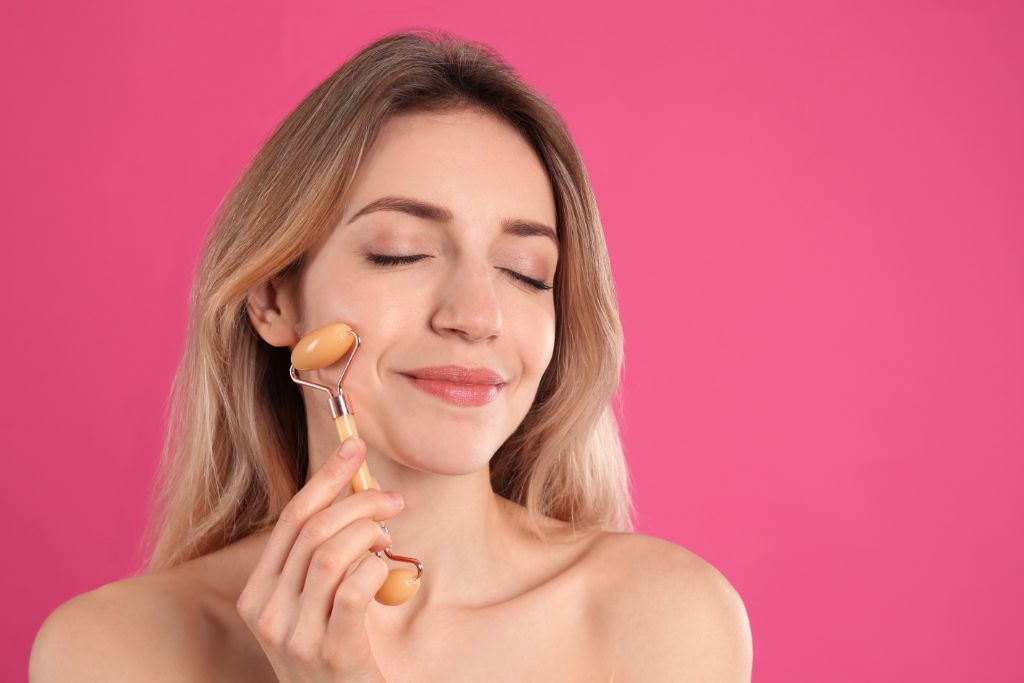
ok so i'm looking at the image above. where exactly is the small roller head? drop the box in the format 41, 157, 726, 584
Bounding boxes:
375, 568, 422, 606
291, 323, 356, 371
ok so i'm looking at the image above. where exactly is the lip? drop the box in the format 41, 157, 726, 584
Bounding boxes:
399, 365, 506, 407
401, 365, 506, 384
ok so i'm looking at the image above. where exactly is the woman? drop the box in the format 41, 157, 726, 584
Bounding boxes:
31, 29, 752, 682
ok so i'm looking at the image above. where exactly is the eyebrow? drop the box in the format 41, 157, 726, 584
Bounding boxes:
347, 195, 559, 246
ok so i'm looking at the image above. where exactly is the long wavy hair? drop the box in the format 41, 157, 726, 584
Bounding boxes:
140, 28, 633, 573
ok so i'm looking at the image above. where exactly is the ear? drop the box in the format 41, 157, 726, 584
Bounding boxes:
246, 277, 302, 347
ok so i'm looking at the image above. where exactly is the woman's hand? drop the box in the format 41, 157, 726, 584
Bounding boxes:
236, 436, 404, 682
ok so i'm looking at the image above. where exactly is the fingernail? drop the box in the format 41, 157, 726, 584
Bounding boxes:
338, 437, 360, 459
386, 491, 404, 507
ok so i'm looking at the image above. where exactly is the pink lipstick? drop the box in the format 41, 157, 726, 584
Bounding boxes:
399, 365, 505, 407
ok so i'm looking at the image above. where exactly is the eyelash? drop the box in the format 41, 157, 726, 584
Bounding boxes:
365, 254, 553, 291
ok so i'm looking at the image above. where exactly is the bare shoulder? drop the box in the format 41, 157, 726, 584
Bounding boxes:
587, 532, 753, 683
29, 567, 221, 682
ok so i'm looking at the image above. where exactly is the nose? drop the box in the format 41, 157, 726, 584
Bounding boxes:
430, 259, 503, 343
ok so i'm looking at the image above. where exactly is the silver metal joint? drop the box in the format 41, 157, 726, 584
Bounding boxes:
328, 391, 353, 419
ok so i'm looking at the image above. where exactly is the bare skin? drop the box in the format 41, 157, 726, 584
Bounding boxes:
29, 107, 752, 682
154, 497, 623, 682
31, 513, 748, 681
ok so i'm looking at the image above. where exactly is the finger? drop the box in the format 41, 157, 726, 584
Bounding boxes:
252, 437, 367, 581
290, 522, 391, 642
277, 488, 403, 596
326, 555, 391, 639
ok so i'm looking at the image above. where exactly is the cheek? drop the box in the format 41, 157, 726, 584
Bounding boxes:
517, 307, 557, 385
299, 260, 409, 341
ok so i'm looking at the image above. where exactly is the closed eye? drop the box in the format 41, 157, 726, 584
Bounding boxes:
365, 253, 552, 291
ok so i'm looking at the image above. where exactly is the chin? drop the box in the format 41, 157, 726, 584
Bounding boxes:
387, 446, 494, 477
353, 379, 527, 476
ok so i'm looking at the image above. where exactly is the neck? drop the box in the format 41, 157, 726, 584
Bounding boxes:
301, 423, 552, 624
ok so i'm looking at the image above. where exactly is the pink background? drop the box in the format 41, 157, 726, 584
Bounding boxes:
4, 2, 1022, 680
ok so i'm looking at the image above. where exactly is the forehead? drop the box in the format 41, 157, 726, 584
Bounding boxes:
341, 108, 556, 227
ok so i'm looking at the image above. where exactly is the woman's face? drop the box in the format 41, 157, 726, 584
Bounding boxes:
294, 107, 558, 475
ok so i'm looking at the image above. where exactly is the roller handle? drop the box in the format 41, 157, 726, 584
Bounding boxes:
332, 413, 379, 492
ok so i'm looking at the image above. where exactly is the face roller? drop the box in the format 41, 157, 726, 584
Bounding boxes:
289, 322, 423, 606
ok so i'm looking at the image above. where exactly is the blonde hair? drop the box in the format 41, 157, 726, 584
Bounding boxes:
140, 28, 633, 573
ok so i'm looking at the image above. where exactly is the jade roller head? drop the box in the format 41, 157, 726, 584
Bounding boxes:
289, 322, 423, 606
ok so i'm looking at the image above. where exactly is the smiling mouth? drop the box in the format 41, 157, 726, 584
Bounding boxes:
399, 373, 505, 407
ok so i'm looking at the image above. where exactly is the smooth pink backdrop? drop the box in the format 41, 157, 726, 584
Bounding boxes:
4, 2, 1022, 681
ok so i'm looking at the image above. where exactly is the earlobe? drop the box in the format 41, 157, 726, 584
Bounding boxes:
245, 279, 302, 348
